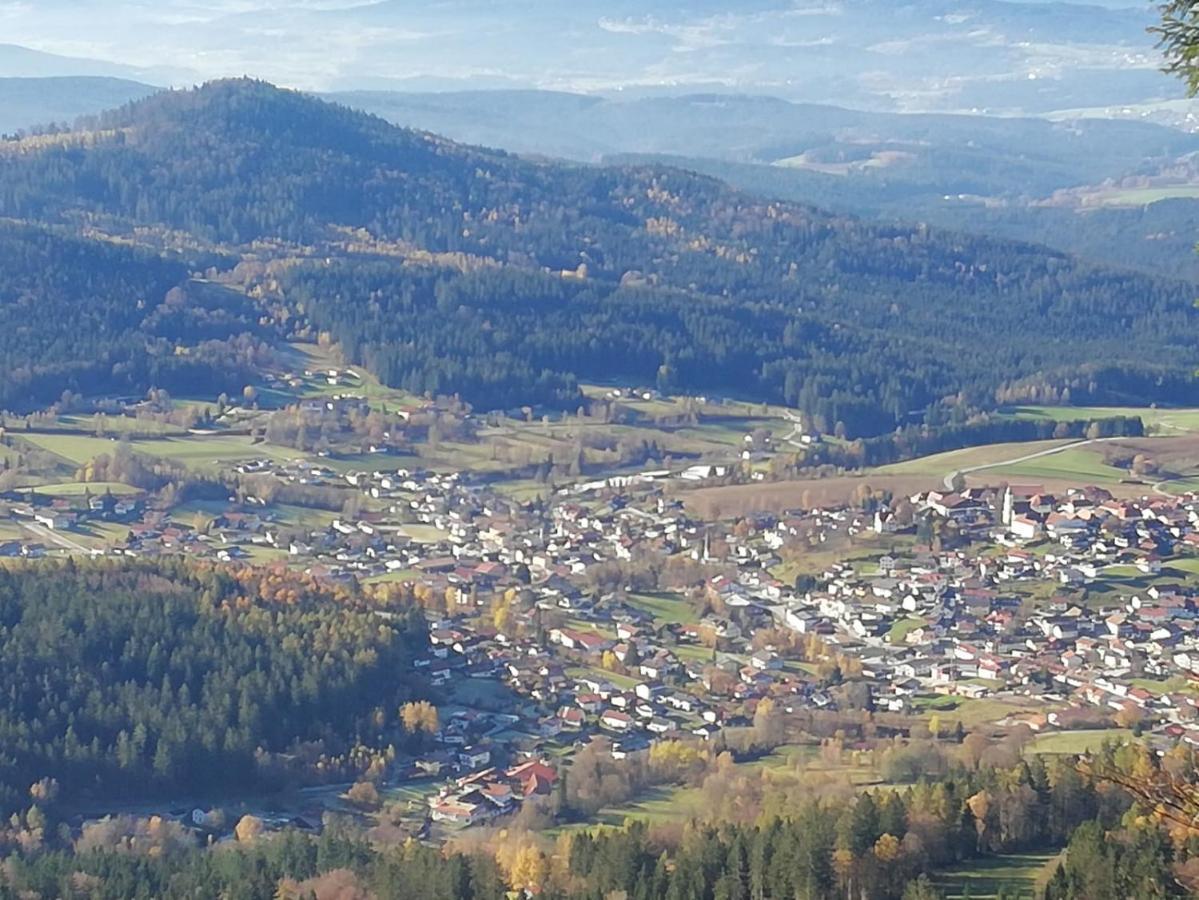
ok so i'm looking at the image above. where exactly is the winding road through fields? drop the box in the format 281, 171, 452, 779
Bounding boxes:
940, 438, 1118, 491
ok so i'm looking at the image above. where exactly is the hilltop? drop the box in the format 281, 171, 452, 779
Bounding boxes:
0, 79, 1197, 432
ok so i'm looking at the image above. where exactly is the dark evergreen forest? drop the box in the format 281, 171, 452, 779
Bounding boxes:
0, 560, 428, 815
0, 223, 263, 411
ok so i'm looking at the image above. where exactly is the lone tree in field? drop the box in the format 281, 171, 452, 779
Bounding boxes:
1155, 1, 1199, 94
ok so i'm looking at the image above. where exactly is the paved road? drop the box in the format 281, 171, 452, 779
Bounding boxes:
781, 411, 807, 451
21, 522, 94, 554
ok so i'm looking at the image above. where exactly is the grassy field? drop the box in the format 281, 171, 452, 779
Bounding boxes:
379, 778, 441, 809
0, 521, 26, 541
627, 592, 701, 626
285, 342, 423, 412
401, 524, 449, 544
989, 447, 1127, 484
878, 440, 1070, 476
770, 535, 914, 584
1129, 676, 1193, 696
19, 432, 304, 471
55, 415, 189, 436
31, 481, 142, 497
271, 503, 340, 529
564, 664, 639, 691
912, 695, 1039, 728
685, 405, 1199, 517
1025, 729, 1133, 755
550, 744, 878, 836
365, 569, 422, 585
933, 853, 1060, 899
1167, 557, 1199, 577
887, 616, 928, 644
684, 474, 937, 517
1087, 185, 1199, 207
879, 439, 1129, 486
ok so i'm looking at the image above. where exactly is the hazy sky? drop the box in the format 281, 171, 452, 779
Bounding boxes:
0, 0, 1178, 112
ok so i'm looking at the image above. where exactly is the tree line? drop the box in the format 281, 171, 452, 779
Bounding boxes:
280, 257, 1196, 439
0, 739, 1192, 898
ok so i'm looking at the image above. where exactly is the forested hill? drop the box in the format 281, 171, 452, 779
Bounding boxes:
2, 79, 1198, 433
0, 222, 264, 412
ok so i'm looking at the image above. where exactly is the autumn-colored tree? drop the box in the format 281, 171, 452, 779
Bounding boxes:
399, 701, 439, 735
491, 597, 512, 633
1115, 702, 1145, 730
874, 832, 902, 863
507, 845, 547, 892
347, 781, 381, 811
234, 814, 264, 844
966, 789, 993, 851
753, 697, 784, 746
28, 778, 58, 806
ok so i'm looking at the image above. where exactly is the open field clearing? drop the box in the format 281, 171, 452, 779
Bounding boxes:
364, 569, 422, 585
887, 616, 928, 644
683, 474, 938, 516
271, 504, 341, 529
400, 524, 449, 543
878, 440, 1071, 476
1083, 184, 1199, 206
31, 481, 142, 497
771, 536, 916, 583
626, 592, 701, 626
18, 432, 305, 471
16, 434, 127, 467
550, 744, 879, 836
985, 446, 1128, 484
55, 414, 188, 436
1025, 729, 1133, 755
685, 410, 1199, 517
282, 342, 424, 412
913, 695, 1044, 728
933, 853, 1060, 899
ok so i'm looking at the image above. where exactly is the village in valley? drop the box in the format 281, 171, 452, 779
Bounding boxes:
6, 351, 1199, 841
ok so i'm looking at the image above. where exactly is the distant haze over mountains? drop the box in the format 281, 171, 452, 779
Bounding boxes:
0, 1, 1188, 115
0, 76, 157, 134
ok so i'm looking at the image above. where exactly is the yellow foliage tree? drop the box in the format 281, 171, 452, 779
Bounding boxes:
400, 700, 439, 734
234, 815, 264, 844
508, 845, 547, 892
492, 598, 512, 633
966, 789, 993, 849
873, 833, 902, 863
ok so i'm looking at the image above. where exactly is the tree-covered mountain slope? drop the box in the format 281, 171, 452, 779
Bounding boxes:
0, 222, 264, 411
1, 79, 1196, 433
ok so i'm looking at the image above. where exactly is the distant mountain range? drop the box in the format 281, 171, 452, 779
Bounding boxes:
0, 0, 1185, 113
11, 79, 1196, 191
5, 76, 1199, 279
0, 43, 184, 85
0, 76, 158, 134
328, 89, 1199, 181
